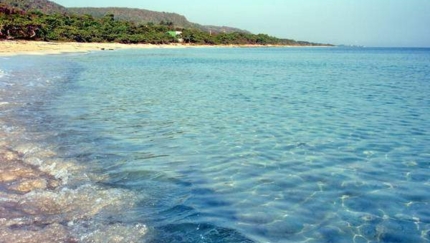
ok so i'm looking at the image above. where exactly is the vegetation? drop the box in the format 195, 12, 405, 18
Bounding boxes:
0, 0, 249, 34
0, 4, 330, 46
69, 7, 250, 34
69, 7, 194, 29
0, 0, 68, 14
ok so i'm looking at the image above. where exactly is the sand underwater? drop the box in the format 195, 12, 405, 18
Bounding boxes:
1, 46, 430, 243
0, 54, 147, 243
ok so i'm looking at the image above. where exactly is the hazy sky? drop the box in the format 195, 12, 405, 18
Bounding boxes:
54, 0, 430, 47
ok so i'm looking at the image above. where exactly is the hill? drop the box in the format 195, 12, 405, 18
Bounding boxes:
0, 0, 330, 46
68, 7, 249, 34
0, 0, 249, 33
68, 7, 193, 28
0, 0, 67, 14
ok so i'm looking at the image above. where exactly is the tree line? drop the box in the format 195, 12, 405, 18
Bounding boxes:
0, 5, 327, 46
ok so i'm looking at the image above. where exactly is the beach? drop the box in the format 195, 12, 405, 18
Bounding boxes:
0, 40, 300, 56
0, 40, 190, 56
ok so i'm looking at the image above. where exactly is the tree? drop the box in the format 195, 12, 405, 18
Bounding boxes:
0, 5, 319, 46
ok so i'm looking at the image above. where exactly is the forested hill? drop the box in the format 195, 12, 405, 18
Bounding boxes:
0, 4, 330, 46
69, 7, 249, 34
0, 0, 249, 34
0, 0, 67, 14
0, 0, 331, 46
69, 7, 193, 28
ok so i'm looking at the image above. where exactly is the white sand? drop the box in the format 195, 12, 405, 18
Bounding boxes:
0, 40, 302, 56
0, 40, 190, 56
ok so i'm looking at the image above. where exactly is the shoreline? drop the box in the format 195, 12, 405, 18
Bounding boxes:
0, 57, 148, 242
0, 40, 327, 56
0, 40, 181, 56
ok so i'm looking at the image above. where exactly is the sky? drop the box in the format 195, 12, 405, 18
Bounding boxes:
54, 0, 430, 47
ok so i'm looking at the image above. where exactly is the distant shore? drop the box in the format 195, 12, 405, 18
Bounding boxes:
0, 40, 324, 56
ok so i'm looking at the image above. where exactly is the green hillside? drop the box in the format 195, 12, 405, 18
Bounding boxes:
0, 0, 331, 46
0, 0, 67, 14
0, 0, 249, 34
69, 7, 193, 28
69, 7, 249, 34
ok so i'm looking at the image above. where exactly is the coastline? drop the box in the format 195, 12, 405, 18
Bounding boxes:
0, 41, 273, 241
0, 40, 323, 56
0, 41, 331, 242
0, 40, 186, 56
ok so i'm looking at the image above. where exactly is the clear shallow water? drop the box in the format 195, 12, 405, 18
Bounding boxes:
1, 47, 430, 242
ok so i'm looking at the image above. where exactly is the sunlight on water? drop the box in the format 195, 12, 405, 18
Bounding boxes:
1, 48, 430, 242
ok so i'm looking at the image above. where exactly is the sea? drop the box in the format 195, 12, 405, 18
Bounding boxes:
1, 47, 429, 243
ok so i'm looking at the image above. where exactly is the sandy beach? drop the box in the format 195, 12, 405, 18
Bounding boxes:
0, 40, 190, 56
0, 40, 299, 56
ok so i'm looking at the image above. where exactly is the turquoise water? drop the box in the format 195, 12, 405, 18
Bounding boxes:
1, 47, 430, 242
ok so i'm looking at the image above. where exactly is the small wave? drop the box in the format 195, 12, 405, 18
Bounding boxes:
0, 69, 5, 78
